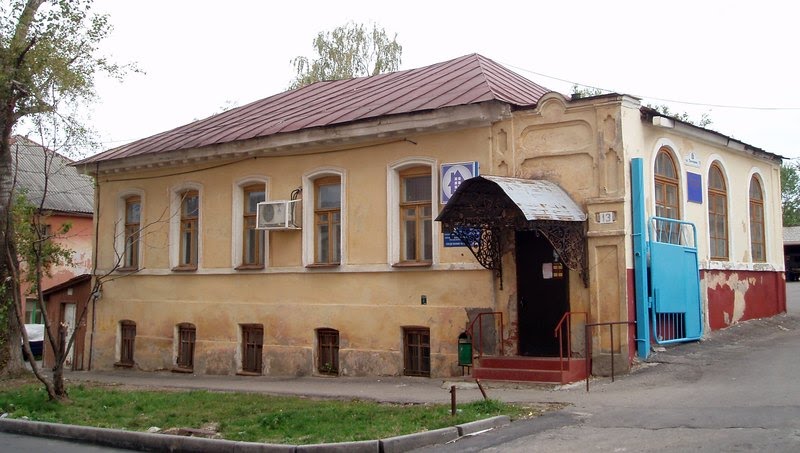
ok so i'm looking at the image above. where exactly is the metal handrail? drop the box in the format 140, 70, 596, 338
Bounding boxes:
584, 320, 636, 392
553, 311, 587, 384
468, 312, 504, 358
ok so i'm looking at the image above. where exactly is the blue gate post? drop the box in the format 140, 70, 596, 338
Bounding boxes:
631, 158, 651, 359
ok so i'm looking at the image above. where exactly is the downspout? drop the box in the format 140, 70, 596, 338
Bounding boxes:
87, 162, 100, 370
631, 158, 650, 359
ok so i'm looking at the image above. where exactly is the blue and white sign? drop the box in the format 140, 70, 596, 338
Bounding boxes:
444, 227, 481, 248
440, 161, 479, 204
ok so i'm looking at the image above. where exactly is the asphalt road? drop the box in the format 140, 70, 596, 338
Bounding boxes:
425, 282, 800, 452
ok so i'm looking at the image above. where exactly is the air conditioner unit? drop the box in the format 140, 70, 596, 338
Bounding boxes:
256, 200, 301, 230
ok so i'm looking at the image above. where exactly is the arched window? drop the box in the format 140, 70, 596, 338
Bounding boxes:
654, 148, 680, 220
708, 163, 728, 260
749, 176, 766, 262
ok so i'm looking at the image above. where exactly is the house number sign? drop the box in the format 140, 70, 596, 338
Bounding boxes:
597, 211, 616, 224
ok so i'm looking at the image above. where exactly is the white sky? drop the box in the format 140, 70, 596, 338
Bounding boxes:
85, 0, 799, 159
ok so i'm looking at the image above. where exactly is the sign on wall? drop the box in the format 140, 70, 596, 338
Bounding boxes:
687, 172, 702, 204
440, 161, 479, 204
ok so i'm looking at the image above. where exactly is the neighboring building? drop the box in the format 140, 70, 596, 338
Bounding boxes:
11, 136, 94, 367
76, 54, 785, 380
783, 226, 800, 281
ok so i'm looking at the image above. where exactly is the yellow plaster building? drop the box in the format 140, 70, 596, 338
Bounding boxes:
77, 55, 785, 381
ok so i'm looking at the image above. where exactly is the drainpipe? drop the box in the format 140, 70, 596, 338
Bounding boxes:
631, 158, 651, 359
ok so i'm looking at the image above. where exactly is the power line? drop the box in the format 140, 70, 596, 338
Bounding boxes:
502, 61, 800, 112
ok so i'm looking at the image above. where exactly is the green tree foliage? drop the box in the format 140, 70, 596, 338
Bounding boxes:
570, 86, 712, 127
0, 0, 125, 381
290, 22, 402, 89
646, 103, 712, 128
12, 192, 73, 294
782, 161, 800, 226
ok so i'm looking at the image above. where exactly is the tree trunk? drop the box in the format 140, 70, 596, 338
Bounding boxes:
0, 135, 25, 377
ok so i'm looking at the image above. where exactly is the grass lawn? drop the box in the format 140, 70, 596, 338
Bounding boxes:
0, 378, 557, 445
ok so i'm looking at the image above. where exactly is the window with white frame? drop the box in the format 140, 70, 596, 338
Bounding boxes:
232, 179, 268, 269
749, 175, 766, 262
707, 163, 729, 260
170, 184, 202, 270
388, 160, 438, 266
116, 190, 144, 271
303, 170, 345, 267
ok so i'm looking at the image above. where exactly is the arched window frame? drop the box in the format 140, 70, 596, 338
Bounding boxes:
707, 161, 729, 261
653, 145, 682, 220
748, 173, 767, 263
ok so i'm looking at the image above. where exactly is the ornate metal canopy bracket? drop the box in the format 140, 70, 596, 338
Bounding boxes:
448, 225, 503, 287
528, 220, 589, 288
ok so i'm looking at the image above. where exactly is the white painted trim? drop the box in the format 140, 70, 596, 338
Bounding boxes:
386, 157, 440, 265
649, 139, 685, 220
231, 177, 270, 268
93, 262, 487, 276
169, 182, 204, 270
115, 188, 145, 269
302, 167, 346, 267
703, 157, 733, 262
746, 168, 769, 263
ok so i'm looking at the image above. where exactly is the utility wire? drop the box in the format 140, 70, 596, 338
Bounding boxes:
502, 61, 800, 111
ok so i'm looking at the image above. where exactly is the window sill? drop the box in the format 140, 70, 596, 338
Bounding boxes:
305, 263, 341, 269
171, 266, 197, 272
114, 362, 134, 368
235, 264, 265, 271
171, 366, 193, 374
236, 371, 262, 377
116, 267, 139, 273
392, 261, 432, 268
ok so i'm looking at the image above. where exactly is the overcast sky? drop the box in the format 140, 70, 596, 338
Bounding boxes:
85, 0, 799, 160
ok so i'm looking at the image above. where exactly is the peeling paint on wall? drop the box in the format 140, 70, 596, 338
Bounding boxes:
703, 270, 785, 330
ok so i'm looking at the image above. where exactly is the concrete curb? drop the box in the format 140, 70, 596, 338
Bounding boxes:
455, 415, 510, 436
0, 415, 508, 452
379, 426, 459, 453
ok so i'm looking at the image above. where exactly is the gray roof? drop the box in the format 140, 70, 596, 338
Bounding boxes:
11, 136, 94, 215
784, 226, 800, 245
481, 176, 587, 222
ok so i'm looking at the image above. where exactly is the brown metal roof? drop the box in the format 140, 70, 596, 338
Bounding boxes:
81, 54, 549, 164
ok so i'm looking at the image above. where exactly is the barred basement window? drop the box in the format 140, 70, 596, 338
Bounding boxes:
403, 327, 430, 377
317, 328, 339, 375
119, 320, 136, 366
241, 324, 263, 374
176, 323, 196, 370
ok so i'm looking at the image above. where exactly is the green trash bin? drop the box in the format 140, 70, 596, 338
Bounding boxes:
458, 332, 472, 366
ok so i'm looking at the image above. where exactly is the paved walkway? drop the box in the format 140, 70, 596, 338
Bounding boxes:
64, 367, 579, 406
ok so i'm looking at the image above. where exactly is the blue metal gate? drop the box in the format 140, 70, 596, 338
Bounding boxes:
648, 217, 703, 343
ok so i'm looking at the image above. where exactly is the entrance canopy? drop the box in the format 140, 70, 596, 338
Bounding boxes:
436, 175, 588, 286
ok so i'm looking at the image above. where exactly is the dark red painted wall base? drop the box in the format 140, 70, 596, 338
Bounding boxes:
702, 270, 786, 330
627, 269, 786, 344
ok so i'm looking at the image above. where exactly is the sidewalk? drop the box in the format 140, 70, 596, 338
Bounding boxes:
63, 367, 577, 405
